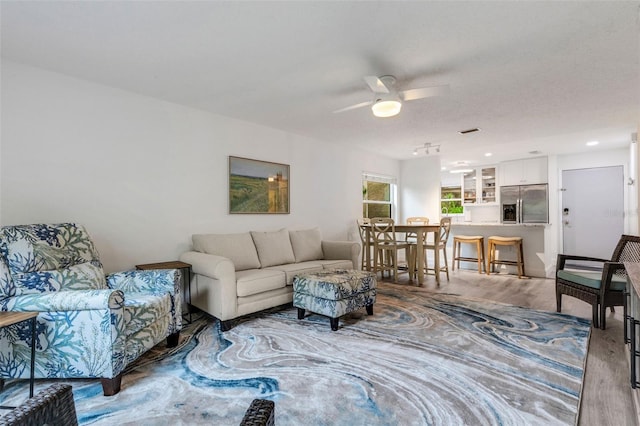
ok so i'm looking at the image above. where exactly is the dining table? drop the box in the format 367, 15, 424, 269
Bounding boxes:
360, 222, 442, 286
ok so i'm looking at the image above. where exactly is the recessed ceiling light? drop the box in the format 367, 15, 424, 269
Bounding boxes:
484, 153, 492, 157
587, 140, 599, 146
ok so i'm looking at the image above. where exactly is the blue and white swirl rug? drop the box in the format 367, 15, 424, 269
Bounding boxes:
2, 283, 591, 425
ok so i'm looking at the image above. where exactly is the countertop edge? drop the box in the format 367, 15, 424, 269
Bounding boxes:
625, 262, 640, 295
450, 222, 548, 227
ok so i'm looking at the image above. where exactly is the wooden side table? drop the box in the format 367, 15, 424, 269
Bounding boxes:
0, 311, 38, 407
135, 261, 193, 323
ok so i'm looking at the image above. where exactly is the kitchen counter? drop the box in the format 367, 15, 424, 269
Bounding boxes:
451, 222, 548, 227
448, 222, 546, 277
624, 262, 640, 415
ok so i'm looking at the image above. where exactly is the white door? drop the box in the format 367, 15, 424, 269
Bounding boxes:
562, 166, 624, 259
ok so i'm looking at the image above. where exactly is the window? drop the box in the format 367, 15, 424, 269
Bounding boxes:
362, 173, 396, 219
441, 185, 464, 215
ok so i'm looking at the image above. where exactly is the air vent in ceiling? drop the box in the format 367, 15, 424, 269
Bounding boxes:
459, 128, 480, 135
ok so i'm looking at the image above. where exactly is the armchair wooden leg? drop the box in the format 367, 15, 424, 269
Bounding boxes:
166, 331, 180, 348
101, 373, 123, 396
556, 291, 562, 313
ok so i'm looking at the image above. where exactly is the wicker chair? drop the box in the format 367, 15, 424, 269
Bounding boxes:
240, 399, 275, 426
0, 383, 78, 426
556, 234, 640, 329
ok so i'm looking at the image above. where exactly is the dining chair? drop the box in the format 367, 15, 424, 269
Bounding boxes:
405, 216, 430, 244
556, 234, 640, 329
357, 218, 374, 271
421, 217, 452, 283
370, 217, 413, 283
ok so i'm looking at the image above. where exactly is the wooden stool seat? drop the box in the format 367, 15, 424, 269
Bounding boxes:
452, 235, 485, 273
487, 236, 525, 278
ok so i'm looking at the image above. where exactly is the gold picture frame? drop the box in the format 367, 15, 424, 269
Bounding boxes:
228, 156, 290, 214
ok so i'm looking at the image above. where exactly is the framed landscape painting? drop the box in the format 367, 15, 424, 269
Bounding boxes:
229, 156, 290, 214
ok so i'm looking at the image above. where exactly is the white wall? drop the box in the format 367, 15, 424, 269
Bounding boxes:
1, 61, 399, 272
399, 155, 441, 222
542, 147, 633, 276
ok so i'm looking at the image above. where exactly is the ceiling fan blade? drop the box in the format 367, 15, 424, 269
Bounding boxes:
401, 84, 450, 101
332, 100, 373, 114
364, 76, 389, 94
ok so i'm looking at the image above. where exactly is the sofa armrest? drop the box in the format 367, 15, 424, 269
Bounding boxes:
106, 269, 180, 296
2, 289, 124, 312
322, 240, 360, 269
180, 251, 236, 281
179, 251, 239, 321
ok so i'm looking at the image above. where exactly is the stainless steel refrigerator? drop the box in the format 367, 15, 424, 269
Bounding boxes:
500, 184, 548, 224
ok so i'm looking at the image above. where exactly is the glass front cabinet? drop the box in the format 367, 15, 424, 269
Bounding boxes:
462, 166, 497, 205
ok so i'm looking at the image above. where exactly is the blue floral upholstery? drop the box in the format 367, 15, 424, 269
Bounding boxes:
293, 269, 376, 320
0, 223, 182, 395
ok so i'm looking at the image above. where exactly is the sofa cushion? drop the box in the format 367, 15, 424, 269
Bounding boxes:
123, 292, 172, 337
0, 257, 15, 298
193, 232, 261, 271
289, 228, 324, 263
557, 269, 627, 291
316, 259, 354, 270
12, 263, 106, 296
0, 223, 106, 294
236, 269, 286, 297
266, 262, 324, 285
250, 229, 295, 267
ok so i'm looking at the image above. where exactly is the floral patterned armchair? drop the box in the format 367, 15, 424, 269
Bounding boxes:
0, 223, 182, 396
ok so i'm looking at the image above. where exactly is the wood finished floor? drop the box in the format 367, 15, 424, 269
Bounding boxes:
379, 268, 638, 426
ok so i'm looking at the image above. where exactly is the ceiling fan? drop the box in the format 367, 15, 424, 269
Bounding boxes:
333, 75, 450, 118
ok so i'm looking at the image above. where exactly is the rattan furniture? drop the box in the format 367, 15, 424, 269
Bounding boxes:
556, 234, 640, 329
240, 399, 275, 426
0, 384, 78, 426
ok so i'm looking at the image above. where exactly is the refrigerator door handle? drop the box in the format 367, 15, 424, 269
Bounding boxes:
518, 197, 523, 223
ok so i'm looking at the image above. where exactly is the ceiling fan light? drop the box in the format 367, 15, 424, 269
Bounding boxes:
371, 100, 402, 118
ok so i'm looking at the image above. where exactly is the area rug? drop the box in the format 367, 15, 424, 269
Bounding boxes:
0, 283, 590, 425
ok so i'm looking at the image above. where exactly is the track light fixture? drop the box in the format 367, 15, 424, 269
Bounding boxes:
414, 142, 441, 156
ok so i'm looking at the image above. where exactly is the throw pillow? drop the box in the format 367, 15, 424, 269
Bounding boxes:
192, 232, 261, 271
289, 228, 324, 262
250, 229, 295, 267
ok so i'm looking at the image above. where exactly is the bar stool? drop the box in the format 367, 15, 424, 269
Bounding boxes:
452, 235, 485, 273
487, 236, 525, 278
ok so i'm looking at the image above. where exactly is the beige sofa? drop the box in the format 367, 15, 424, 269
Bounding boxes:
180, 228, 359, 330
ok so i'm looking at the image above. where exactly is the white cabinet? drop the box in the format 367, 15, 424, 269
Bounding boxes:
462, 166, 497, 205
500, 157, 548, 186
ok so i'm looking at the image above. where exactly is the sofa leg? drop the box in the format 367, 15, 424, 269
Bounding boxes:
167, 331, 180, 348
101, 373, 123, 396
220, 320, 233, 332
330, 317, 339, 331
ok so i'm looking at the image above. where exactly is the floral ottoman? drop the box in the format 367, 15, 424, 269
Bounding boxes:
293, 269, 377, 331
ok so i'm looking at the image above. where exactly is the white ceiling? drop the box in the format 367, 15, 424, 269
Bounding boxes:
2, 1, 639, 167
